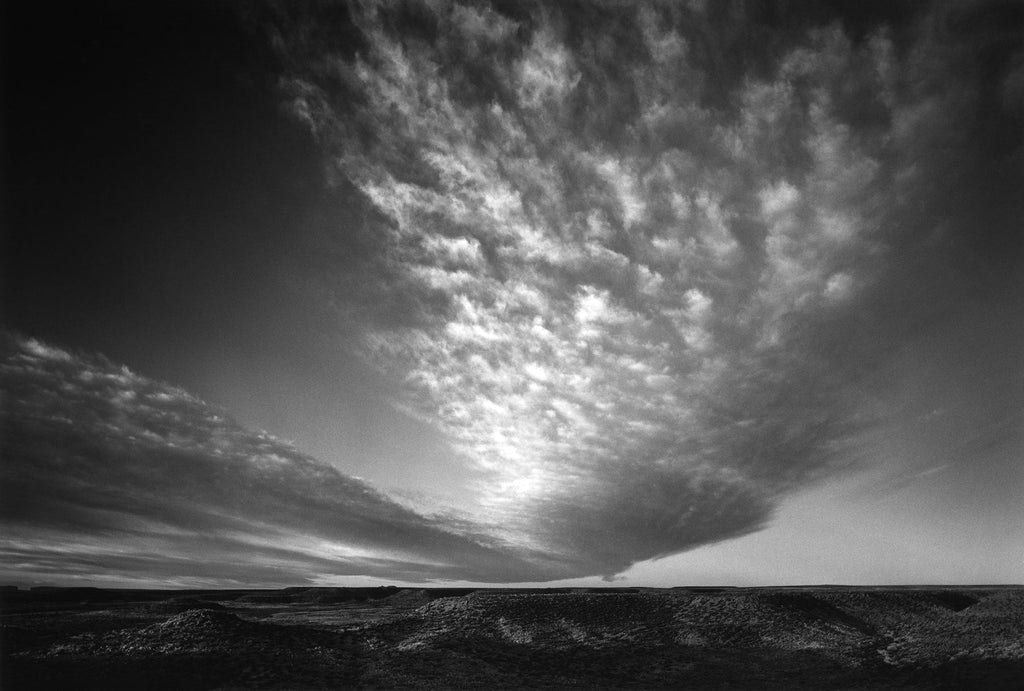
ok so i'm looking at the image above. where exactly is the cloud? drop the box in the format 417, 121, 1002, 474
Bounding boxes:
265, 0, 1023, 580
7, 0, 1018, 585
0, 332, 567, 584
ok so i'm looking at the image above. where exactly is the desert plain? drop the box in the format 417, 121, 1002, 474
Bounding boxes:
2, 585, 1023, 689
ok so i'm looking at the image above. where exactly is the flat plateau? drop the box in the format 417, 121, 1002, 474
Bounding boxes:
3, 585, 1022, 689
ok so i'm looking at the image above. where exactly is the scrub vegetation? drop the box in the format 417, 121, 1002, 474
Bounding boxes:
3, 585, 1023, 688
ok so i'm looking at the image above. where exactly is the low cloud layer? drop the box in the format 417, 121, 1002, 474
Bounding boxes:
0, 333, 565, 584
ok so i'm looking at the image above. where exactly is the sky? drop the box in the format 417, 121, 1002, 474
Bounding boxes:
1, 0, 1022, 588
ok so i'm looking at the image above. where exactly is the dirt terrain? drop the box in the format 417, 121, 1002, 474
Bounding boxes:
3, 585, 1022, 689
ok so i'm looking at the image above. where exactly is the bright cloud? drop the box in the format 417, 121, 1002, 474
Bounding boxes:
272, 0, 940, 577
264, 0, 1024, 579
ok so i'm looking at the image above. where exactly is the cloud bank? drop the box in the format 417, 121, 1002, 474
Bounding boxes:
0, 333, 562, 584
271, 0, 1022, 577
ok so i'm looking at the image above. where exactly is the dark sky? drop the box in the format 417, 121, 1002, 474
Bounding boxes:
2, 0, 1022, 587
5, 1, 315, 376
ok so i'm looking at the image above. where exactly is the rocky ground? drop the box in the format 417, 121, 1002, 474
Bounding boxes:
2, 586, 1023, 689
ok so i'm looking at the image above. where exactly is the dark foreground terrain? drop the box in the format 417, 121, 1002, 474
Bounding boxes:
2, 585, 1022, 689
